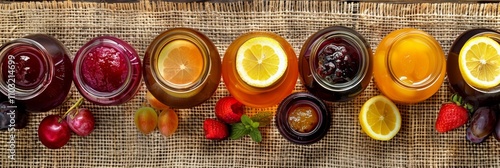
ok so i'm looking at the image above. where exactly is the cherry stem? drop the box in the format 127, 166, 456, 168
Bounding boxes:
58, 97, 84, 123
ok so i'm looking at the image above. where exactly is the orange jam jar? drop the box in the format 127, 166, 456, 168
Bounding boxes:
143, 28, 221, 108
373, 28, 446, 104
222, 32, 298, 108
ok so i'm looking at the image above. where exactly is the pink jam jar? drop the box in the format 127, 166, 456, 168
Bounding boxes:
0, 34, 72, 112
73, 36, 142, 105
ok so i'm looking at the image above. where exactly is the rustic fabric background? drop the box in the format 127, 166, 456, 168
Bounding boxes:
0, 0, 499, 167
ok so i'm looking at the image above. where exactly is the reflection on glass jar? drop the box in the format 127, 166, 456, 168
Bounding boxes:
275, 92, 330, 145
447, 28, 500, 107
0, 34, 72, 112
373, 28, 446, 104
299, 26, 372, 102
222, 32, 298, 108
73, 36, 142, 106
144, 28, 221, 109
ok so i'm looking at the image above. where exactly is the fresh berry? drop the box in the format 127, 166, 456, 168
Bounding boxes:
203, 119, 228, 140
38, 115, 71, 149
215, 97, 244, 124
435, 94, 471, 133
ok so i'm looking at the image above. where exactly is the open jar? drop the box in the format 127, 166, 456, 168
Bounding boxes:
275, 92, 330, 145
73, 36, 142, 105
144, 28, 221, 109
0, 34, 73, 112
447, 28, 500, 107
299, 26, 373, 102
373, 28, 446, 104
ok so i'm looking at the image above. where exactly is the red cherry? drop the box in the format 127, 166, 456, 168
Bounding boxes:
38, 115, 71, 149
66, 108, 95, 137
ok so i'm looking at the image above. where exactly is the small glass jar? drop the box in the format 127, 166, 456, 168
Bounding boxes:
275, 92, 330, 145
73, 36, 142, 105
144, 28, 221, 109
299, 26, 373, 102
222, 32, 298, 108
0, 34, 73, 112
447, 29, 500, 107
373, 28, 446, 104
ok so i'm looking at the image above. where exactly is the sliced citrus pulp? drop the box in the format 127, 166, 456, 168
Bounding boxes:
459, 36, 500, 90
236, 37, 288, 88
158, 40, 204, 86
359, 95, 401, 141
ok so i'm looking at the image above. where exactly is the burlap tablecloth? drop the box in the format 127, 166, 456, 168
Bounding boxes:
0, 0, 499, 167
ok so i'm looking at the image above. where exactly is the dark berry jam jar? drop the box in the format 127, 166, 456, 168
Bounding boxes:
0, 34, 72, 112
73, 36, 142, 105
448, 29, 500, 107
299, 26, 373, 102
276, 92, 330, 145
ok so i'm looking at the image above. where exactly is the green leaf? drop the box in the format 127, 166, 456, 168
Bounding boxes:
249, 129, 262, 143
229, 123, 250, 140
251, 122, 260, 128
250, 112, 273, 127
241, 115, 252, 126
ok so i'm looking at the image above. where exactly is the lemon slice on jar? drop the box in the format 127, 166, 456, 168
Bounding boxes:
359, 95, 401, 141
236, 37, 288, 88
459, 36, 500, 90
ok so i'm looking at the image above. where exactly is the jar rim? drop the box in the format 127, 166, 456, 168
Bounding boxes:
308, 27, 372, 92
386, 29, 445, 89
147, 29, 211, 95
0, 38, 53, 100
73, 36, 141, 104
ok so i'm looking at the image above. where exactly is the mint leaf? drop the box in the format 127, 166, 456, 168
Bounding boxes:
250, 112, 273, 127
230, 123, 250, 140
249, 129, 262, 143
251, 122, 259, 128
241, 115, 252, 126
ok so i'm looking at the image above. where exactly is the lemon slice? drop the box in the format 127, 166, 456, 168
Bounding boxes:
359, 95, 401, 141
459, 36, 500, 90
236, 37, 288, 88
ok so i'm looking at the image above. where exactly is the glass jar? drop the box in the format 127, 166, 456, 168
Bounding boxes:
144, 28, 221, 109
275, 92, 330, 145
73, 36, 142, 105
222, 32, 298, 108
299, 26, 373, 102
373, 28, 446, 104
447, 28, 500, 107
0, 34, 73, 112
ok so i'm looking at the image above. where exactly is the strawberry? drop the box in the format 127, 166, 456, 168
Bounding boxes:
215, 97, 245, 124
435, 94, 472, 133
203, 119, 229, 140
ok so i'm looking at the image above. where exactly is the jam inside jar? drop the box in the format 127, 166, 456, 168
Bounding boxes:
73, 36, 142, 106
0, 34, 73, 112
287, 103, 319, 134
299, 26, 372, 102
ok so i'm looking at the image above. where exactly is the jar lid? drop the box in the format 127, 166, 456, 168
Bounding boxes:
73, 36, 142, 105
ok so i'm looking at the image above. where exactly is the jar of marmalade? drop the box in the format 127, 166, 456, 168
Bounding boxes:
299, 26, 373, 102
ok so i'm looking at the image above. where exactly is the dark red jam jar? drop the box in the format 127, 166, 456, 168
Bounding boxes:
447, 28, 500, 107
0, 34, 73, 112
299, 26, 373, 102
73, 36, 142, 105
276, 92, 330, 145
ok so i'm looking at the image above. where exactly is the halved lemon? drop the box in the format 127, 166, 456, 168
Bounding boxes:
359, 95, 401, 141
459, 36, 500, 90
236, 37, 288, 88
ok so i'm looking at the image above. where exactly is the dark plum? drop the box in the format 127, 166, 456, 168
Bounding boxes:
467, 127, 486, 143
494, 117, 500, 142
0, 101, 28, 130
469, 107, 496, 139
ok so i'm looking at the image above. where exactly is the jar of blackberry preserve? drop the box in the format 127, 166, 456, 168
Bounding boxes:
299, 26, 373, 102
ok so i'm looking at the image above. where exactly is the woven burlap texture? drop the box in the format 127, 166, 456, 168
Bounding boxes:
1, 0, 499, 167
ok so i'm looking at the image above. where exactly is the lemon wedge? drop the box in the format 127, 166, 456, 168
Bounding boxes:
459, 36, 500, 90
359, 95, 401, 141
236, 37, 288, 88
